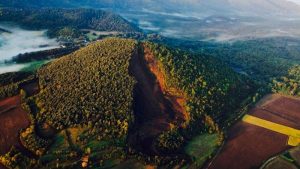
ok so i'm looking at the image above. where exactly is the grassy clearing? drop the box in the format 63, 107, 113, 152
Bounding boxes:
40, 126, 128, 168
20, 60, 50, 72
86, 33, 99, 41
184, 133, 218, 167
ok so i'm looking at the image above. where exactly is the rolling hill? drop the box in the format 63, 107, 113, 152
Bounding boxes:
0, 38, 258, 168
0, 8, 140, 37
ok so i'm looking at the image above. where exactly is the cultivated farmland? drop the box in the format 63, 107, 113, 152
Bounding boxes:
208, 94, 300, 169
0, 96, 30, 155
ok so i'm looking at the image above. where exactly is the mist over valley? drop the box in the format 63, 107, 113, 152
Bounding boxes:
0, 23, 58, 73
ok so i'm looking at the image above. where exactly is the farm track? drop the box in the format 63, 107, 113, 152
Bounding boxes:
0, 106, 17, 115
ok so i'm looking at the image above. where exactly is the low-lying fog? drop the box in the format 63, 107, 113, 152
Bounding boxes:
0, 23, 59, 74
119, 9, 300, 41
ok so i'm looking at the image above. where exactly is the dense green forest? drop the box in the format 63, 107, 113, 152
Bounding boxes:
0, 72, 33, 99
0, 8, 140, 37
0, 72, 32, 87
0, 38, 260, 168
1, 38, 138, 168
272, 65, 300, 96
36, 38, 137, 136
155, 37, 300, 82
145, 42, 257, 123
11, 47, 79, 63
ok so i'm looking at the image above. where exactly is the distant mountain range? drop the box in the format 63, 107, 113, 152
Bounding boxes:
2, 0, 300, 17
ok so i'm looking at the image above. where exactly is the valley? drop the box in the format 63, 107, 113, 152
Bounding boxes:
0, 8, 142, 74
0, 38, 256, 168
0, 23, 59, 73
0, 1, 300, 169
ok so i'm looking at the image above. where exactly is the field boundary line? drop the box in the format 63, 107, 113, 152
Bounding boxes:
0, 106, 17, 115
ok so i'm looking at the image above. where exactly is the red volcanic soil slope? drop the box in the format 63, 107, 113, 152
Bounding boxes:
208, 94, 300, 169
0, 96, 30, 155
128, 44, 187, 154
0, 81, 38, 169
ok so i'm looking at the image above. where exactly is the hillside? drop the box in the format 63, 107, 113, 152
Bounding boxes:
272, 65, 300, 96
0, 8, 140, 37
0, 38, 257, 168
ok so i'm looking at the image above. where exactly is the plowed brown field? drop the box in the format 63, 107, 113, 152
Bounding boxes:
208, 94, 300, 169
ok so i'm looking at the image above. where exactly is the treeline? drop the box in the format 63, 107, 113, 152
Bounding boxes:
11, 47, 79, 63
145, 42, 257, 126
47, 27, 82, 39
155, 37, 300, 82
272, 65, 300, 96
0, 147, 37, 169
0, 72, 33, 100
0, 8, 140, 37
0, 72, 32, 87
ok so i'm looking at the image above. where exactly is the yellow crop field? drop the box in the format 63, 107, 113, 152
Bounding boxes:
243, 115, 300, 146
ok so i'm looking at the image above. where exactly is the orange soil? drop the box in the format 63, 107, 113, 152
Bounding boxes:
208, 94, 300, 169
128, 44, 188, 154
143, 45, 189, 124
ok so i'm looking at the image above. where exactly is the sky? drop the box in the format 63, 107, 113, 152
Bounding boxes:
287, 0, 300, 4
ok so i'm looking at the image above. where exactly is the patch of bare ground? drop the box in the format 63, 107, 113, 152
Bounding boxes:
255, 94, 281, 107
0, 81, 39, 169
0, 96, 30, 155
128, 44, 188, 155
208, 94, 300, 169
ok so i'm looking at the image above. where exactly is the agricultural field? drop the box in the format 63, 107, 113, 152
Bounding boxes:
0, 80, 38, 154
184, 133, 219, 168
208, 94, 300, 169
0, 80, 39, 169
82, 29, 120, 41
0, 96, 30, 154
262, 146, 300, 169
